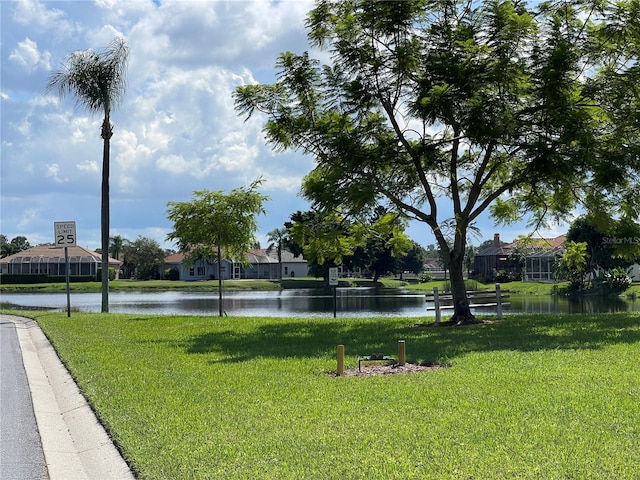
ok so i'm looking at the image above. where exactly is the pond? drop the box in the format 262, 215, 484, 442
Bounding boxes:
1, 288, 638, 317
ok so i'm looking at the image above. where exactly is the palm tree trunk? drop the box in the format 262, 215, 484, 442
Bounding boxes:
101, 114, 112, 313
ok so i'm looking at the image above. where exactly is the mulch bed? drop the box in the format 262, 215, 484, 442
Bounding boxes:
331, 362, 447, 377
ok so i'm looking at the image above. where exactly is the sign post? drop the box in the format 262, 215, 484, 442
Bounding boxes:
329, 267, 339, 318
54, 222, 77, 317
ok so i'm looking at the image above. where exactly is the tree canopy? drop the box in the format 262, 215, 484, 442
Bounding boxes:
0, 235, 31, 258
566, 215, 640, 273
166, 180, 268, 316
235, 0, 640, 322
121, 236, 166, 280
284, 208, 410, 281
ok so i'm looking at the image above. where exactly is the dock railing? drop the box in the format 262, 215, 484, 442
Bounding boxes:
425, 283, 509, 323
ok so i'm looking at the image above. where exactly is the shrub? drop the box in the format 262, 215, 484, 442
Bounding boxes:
95, 268, 117, 282
495, 270, 521, 283
419, 272, 433, 283
594, 268, 632, 295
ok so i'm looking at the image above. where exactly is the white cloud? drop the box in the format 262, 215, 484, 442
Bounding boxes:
12, 0, 74, 38
69, 117, 97, 144
77, 160, 100, 173
46, 163, 69, 183
9, 37, 51, 71
16, 207, 41, 230
156, 153, 202, 176
13, 0, 64, 25
14, 118, 32, 137
85, 25, 127, 50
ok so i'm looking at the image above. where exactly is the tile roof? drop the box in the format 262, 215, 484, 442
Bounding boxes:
1, 245, 120, 265
476, 235, 566, 256
163, 248, 307, 264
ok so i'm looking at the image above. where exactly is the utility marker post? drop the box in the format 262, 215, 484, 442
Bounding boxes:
398, 340, 406, 366
336, 344, 345, 376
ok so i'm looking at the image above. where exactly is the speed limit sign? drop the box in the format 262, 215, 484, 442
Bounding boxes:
54, 221, 77, 248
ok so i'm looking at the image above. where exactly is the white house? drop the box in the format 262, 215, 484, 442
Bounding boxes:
162, 249, 309, 281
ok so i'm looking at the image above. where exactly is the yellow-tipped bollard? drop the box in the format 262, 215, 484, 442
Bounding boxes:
398, 340, 406, 366
337, 344, 345, 376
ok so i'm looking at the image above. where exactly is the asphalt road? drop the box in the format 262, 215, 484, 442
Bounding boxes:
0, 319, 48, 479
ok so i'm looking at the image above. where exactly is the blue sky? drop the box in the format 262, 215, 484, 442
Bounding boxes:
1, 0, 569, 252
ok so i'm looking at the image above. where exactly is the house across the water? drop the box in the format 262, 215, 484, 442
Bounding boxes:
162, 248, 309, 281
0, 244, 121, 278
473, 233, 566, 281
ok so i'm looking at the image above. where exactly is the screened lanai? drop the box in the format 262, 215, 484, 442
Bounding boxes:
1, 245, 120, 276
525, 249, 562, 281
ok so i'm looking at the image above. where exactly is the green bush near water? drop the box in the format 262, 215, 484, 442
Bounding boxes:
18, 310, 640, 479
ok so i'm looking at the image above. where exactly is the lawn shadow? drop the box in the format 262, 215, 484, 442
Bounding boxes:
408, 313, 640, 362
186, 319, 410, 363
184, 312, 640, 364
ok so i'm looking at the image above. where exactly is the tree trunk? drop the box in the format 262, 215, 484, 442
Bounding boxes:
100, 115, 112, 313
448, 251, 478, 324
436, 227, 479, 325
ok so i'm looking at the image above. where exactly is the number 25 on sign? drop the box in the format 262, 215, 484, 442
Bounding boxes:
54, 221, 77, 248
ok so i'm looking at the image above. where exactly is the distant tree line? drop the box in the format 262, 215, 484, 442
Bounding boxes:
0, 235, 31, 258
277, 207, 428, 282
105, 235, 173, 280
556, 216, 640, 294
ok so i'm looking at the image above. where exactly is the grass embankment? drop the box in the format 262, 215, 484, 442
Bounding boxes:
3, 276, 638, 297
17, 310, 640, 479
0, 276, 409, 293
403, 279, 566, 295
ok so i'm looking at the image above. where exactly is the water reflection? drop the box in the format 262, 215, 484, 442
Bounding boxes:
1, 288, 638, 317
508, 294, 638, 315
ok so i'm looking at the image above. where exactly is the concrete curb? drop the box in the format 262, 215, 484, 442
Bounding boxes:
7, 315, 135, 480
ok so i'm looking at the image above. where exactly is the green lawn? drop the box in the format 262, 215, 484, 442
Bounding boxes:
18, 310, 640, 479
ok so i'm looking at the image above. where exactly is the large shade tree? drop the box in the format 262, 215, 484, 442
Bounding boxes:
166, 180, 268, 316
47, 37, 129, 313
121, 236, 166, 280
235, 0, 640, 323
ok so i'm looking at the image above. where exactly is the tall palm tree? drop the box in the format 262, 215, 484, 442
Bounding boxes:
266, 227, 288, 279
47, 37, 128, 312
109, 234, 128, 260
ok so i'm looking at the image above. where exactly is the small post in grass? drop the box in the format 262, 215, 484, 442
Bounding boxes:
433, 286, 441, 324
496, 282, 502, 320
398, 340, 406, 366
336, 344, 345, 376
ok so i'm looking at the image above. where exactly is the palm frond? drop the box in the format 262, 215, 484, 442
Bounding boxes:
46, 36, 129, 115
